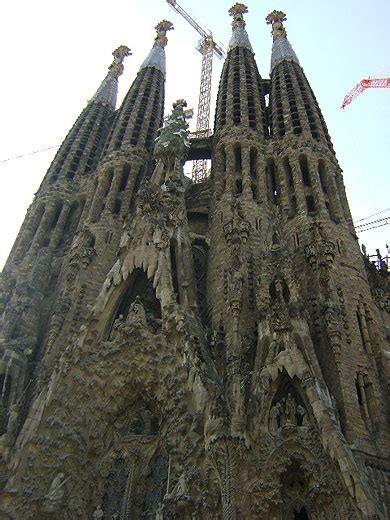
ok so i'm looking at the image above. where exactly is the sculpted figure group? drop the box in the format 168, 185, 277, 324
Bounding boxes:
269, 393, 308, 432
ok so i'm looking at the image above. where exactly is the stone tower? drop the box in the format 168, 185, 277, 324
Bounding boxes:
0, 5, 389, 520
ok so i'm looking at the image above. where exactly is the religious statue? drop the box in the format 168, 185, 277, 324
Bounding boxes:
5, 402, 19, 446
93, 504, 104, 519
269, 403, 281, 432
297, 404, 308, 426
155, 502, 164, 519
265, 334, 281, 365
171, 471, 188, 498
43, 472, 69, 512
285, 393, 297, 424
126, 296, 147, 325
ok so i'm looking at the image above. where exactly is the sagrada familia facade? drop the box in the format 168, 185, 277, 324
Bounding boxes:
0, 4, 389, 519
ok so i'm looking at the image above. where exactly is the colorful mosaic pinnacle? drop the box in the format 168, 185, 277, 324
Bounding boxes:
154, 20, 174, 48
229, 3, 248, 28
266, 10, 288, 40
108, 46, 132, 79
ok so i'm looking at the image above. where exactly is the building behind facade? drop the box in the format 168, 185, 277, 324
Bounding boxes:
0, 5, 389, 519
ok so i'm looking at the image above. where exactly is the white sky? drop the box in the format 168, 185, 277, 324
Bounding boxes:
1, 0, 389, 270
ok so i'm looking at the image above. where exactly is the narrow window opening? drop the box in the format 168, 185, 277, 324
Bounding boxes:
222, 147, 227, 172
356, 311, 365, 349
318, 160, 328, 194
235, 179, 243, 195
104, 169, 114, 197
119, 166, 130, 192
234, 145, 242, 173
251, 184, 257, 200
306, 195, 316, 214
113, 199, 121, 215
299, 156, 311, 187
50, 204, 63, 230
250, 149, 257, 179
170, 243, 180, 303
266, 159, 279, 206
356, 380, 363, 405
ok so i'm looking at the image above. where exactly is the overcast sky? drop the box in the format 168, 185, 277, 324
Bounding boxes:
1, 0, 389, 269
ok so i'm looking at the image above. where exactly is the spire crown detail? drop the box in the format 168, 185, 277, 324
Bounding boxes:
108, 45, 132, 79
140, 20, 174, 75
266, 10, 287, 41
91, 45, 131, 108
229, 3, 248, 29
154, 20, 174, 49
266, 10, 300, 72
228, 3, 252, 53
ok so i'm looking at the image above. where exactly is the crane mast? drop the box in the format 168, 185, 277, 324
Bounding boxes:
166, 0, 224, 183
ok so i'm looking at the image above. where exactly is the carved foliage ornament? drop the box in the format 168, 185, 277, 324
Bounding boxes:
108, 45, 132, 79
266, 10, 287, 40
229, 3, 248, 28
154, 20, 174, 48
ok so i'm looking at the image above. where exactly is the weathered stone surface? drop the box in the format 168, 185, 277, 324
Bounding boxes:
0, 6, 389, 520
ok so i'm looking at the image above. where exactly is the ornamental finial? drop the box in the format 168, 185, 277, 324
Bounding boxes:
266, 10, 287, 40
229, 3, 248, 29
108, 45, 132, 79
154, 20, 174, 48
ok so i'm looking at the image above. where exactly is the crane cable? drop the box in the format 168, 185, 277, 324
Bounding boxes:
0, 145, 59, 164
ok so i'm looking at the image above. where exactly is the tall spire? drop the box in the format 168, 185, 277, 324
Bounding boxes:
36, 45, 131, 187
103, 20, 172, 155
266, 10, 299, 72
228, 3, 253, 52
92, 45, 132, 108
140, 20, 174, 76
214, 4, 267, 138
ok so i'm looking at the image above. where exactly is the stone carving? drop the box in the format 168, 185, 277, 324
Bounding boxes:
42, 472, 69, 512
126, 296, 147, 325
108, 45, 132, 79
266, 10, 287, 39
93, 504, 104, 519
305, 223, 335, 273
223, 200, 251, 245
154, 20, 174, 49
269, 393, 308, 431
269, 402, 281, 432
154, 100, 191, 174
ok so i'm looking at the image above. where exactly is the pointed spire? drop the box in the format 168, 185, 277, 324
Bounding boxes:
91, 45, 132, 108
140, 20, 174, 76
228, 3, 253, 53
266, 11, 300, 72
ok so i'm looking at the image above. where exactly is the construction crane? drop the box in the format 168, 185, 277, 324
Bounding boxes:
166, 0, 224, 183
341, 76, 390, 109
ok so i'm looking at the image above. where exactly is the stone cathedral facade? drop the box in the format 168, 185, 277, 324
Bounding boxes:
0, 5, 389, 519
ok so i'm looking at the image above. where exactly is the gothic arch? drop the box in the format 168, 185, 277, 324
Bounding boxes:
100, 267, 161, 340
267, 372, 310, 431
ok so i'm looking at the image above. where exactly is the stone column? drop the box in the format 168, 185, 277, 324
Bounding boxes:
50, 203, 72, 249
290, 158, 306, 214
307, 156, 327, 217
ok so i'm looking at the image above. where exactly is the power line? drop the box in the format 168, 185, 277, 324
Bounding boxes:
355, 207, 390, 223
0, 145, 59, 164
356, 220, 390, 233
355, 215, 390, 229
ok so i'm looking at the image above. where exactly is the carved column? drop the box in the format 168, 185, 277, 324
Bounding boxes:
210, 439, 239, 520
290, 158, 306, 214
50, 202, 72, 249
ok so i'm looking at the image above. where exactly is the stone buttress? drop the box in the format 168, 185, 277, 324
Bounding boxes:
0, 46, 130, 455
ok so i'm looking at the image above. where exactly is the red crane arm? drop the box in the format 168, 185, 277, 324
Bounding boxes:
341, 77, 390, 109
